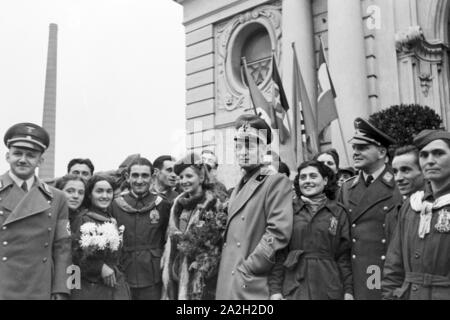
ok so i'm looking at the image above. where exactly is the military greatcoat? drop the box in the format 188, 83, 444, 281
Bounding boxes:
216, 167, 293, 300
338, 167, 402, 300
0, 173, 72, 299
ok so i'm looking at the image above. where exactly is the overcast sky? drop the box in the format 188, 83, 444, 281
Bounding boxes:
0, 0, 186, 176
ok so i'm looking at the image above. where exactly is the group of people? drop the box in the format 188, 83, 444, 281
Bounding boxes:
0, 112, 449, 300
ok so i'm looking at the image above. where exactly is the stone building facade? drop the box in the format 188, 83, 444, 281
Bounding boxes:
175, 0, 450, 187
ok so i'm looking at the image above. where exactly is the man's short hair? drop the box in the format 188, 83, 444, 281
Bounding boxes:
153, 155, 175, 171
127, 157, 153, 174
201, 150, 218, 169
67, 158, 95, 175
394, 145, 420, 168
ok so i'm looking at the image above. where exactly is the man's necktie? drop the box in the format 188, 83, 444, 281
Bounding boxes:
21, 182, 28, 193
366, 175, 374, 186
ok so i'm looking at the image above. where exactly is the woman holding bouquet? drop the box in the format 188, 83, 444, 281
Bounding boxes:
71, 175, 130, 300
162, 153, 228, 300
269, 160, 353, 300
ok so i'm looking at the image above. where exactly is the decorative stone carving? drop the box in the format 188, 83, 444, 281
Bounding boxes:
418, 72, 433, 97
214, 3, 282, 115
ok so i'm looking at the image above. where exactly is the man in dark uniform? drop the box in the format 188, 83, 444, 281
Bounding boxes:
0, 123, 71, 299
383, 130, 450, 299
111, 157, 171, 300
216, 114, 293, 300
338, 117, 402, 300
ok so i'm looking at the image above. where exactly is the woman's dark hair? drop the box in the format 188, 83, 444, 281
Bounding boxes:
294, 160, 338, 200
55, 174, 87, 191
83, 174, 116, 208
313, 149, 340, 172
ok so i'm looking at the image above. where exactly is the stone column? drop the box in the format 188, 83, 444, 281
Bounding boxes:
328, 0, 369, 166
281, 0, 316, 168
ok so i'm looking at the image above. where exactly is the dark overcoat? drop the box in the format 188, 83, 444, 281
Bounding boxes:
216, 167, 293, 300
111, 192, 171, 289
269, 198, 353, 300
338, 167, 402, 300
0, 173, 72, 299
382, 183, 450, 299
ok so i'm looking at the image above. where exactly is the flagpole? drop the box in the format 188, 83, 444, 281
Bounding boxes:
241, 56, 258, 116
318, 36, 351, 166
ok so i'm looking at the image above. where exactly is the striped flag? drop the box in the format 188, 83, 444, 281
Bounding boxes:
317, 37, 338, 134
292, 43, 319, 162
271, 54, 291, 144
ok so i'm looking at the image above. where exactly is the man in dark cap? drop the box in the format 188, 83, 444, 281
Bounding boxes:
383, 129, 450, 299
338, 117, 402, 300
216, 114, 293, 300
0, 122, 71, 299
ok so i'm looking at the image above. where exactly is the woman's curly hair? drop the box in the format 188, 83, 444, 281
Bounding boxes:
294, 160, 338, 200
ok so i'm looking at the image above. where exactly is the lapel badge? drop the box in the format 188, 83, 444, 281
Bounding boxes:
328, 216, 338, 236
383, 172, 393, 183
149, 209, 160, 224
434, 209, 450, 233
155, 196, 162, 206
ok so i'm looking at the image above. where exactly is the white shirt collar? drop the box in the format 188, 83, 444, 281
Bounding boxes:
363, 164, 386, 182
8, 171, 35, 191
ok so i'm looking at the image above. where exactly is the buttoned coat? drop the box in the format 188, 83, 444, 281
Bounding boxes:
382, 183, 450, 300
338, 167, 402, 300
0, 173, 72, 299
215, 168, 293, 300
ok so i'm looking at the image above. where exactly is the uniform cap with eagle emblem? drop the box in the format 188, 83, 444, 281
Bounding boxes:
234, 114, 272, 145
4, 122, 50, 152
348, 117, 395, 148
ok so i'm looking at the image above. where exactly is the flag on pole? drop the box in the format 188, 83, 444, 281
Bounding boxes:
317, 37, 338, 134
242, 57, 274, 129
292, 43, 319, 162
271, 54, 290, 144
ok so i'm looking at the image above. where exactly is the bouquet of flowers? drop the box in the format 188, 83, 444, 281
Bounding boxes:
78, 220, 125, 261
177, 205, 228, 299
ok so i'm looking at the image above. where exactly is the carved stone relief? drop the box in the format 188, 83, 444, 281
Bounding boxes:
214, 3, 282, 125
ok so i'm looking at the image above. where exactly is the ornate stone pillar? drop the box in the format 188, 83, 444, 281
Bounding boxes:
281, 0, 316, 115
328, 0, 370, 166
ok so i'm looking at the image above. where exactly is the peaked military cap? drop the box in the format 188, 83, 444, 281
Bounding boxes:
413, 129, 450, 150
348, 117, 395, 148
4, 122, 50, 152
234, 114, 272, 145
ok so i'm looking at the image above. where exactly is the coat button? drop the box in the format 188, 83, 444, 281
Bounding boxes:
2, 257, 7, 262
48, 227, 52, 232
223, 242, 227, 248
2, 226, 7, 230
242, 284, 247, 289
381, 255, 386, 260
382, 224, 386, 228
415, 252, 420, 259
44, 242, 49, 247
383, 206, 388, 211
352, 238, 356, 243
352, 254, 356, 259
349, 209, 352, 213
381, 239, 386, 244
0, 211, 3, 216
236, 242, 241, 247
231, 271, 235, 275
48, 212, 52, 217
43, 257, 48, 263
2, 241, 7, 246
352, 224, 356, 228
241, 216, 245, 220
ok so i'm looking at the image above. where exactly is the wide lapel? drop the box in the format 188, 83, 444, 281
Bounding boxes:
4, 178, 52, 225
347, 173, 367, 208
350, 167, 395, 223
227, 169, 265, 226
0, 173, 21, 213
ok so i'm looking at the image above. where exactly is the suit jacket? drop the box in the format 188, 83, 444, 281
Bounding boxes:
338, 166, 402, 300
0, 172, 72, 299
215, 167, 293, 300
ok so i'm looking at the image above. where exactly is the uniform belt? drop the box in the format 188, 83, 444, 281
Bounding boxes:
405, 272, 450, 287
283, 250, 333, 269
123, 245, 160, 252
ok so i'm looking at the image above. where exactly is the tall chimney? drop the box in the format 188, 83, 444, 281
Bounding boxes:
40, 23, 58, 179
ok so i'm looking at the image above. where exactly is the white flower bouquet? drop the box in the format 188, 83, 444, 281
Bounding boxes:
79, 220, 125, 259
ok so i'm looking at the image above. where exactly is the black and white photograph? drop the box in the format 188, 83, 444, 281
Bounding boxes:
0, 0, 450, 303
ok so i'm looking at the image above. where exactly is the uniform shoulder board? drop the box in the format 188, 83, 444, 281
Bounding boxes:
42, 182, 53, 197
347, 175, 359, 188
